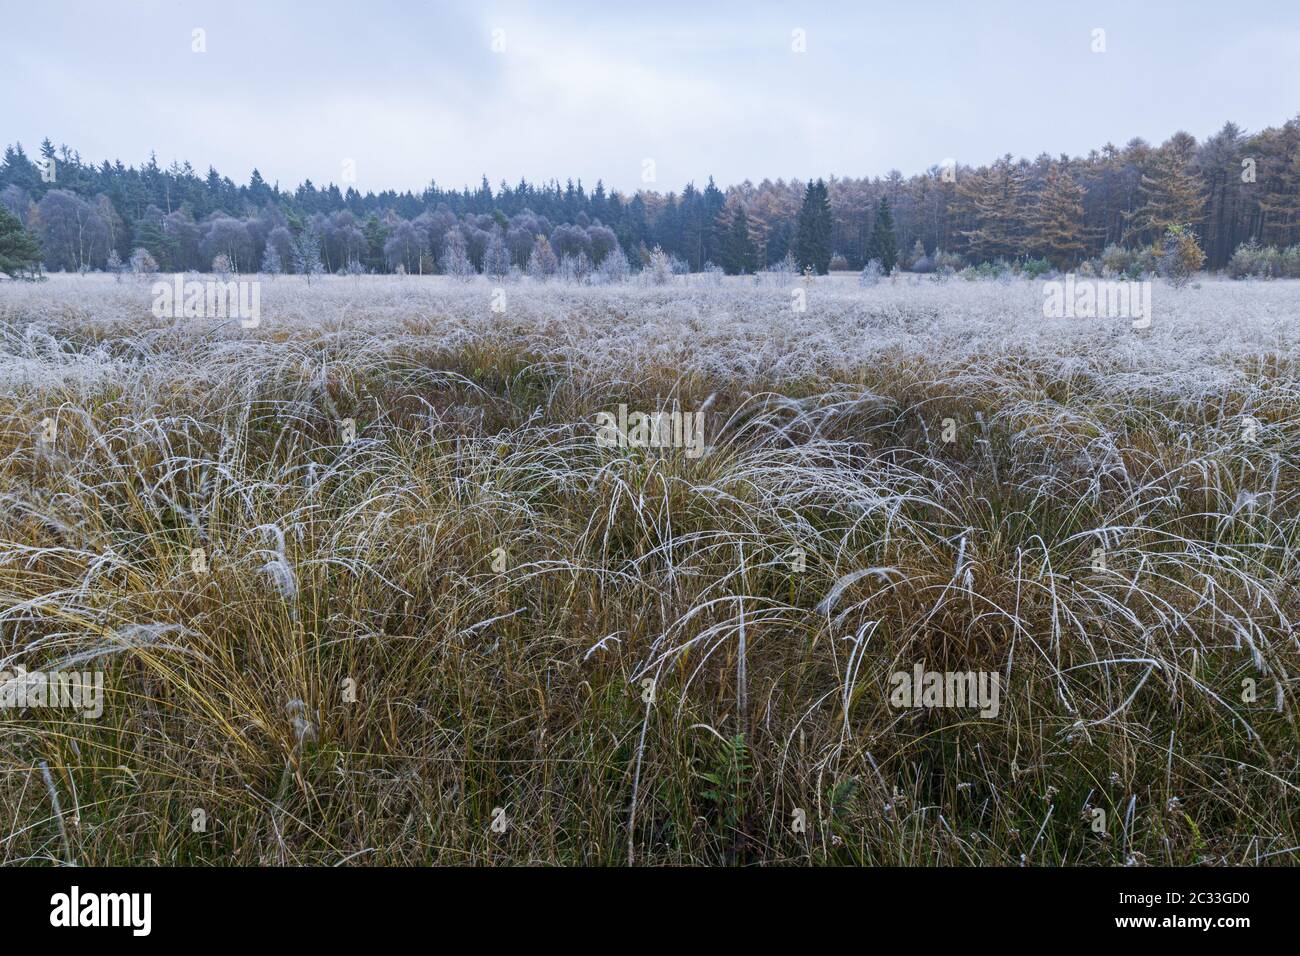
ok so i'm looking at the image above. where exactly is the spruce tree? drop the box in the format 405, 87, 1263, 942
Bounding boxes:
131, 215, 176, 270
0, 203, 42, 277
868, 197, 898, 275
363, 213, 388, 273
794, 179, 832, 274
722, 207, 757, 275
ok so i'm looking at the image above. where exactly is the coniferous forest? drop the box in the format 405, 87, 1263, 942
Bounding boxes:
3, 115, 1298, 278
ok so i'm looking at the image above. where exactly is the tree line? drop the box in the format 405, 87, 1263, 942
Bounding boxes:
1, 115, 1297, 278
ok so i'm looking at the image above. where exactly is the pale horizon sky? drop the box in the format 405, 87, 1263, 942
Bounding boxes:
5, 0, 1300, 196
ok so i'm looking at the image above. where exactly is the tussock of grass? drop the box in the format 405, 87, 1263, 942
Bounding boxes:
0, 274, 1297, 865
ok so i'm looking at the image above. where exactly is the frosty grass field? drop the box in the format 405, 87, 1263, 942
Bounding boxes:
1, 271, 1298, 865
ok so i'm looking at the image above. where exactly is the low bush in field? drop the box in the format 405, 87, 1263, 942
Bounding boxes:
1229, 240, 1300, 279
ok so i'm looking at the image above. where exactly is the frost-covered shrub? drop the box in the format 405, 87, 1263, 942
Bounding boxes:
1020, 257, 1052, 280
261, 244, 282, 277
909, 242, 961, 275
925, 252, 963, 281
1228, 240, 1300, 279
1138, 247, 1160, 277
903, 239, 927, 271
594, 247, 630, 284
1228, 240, 1260, 279
1282, 245, 1300, 278
130, 247, 158, 280
911, 245, 961, 275
859, 259, 884, 286
700, 262, 724, 286
931, 250, 963, 273
482, 232, 511, 280
212, 254, 233, 280
1227, 240, 1268, 278
440, 230, 475, 281
1100, 244, 1133, 277
293, 228, 325, 281
1118, 244, 1159, 278
829, 254, 849, 272
645, 246, 674, 286
1105, 244, 1158, 280
558, 252, 592, 284
1158, 225, 1205, 287
754, 252, 797, 287
527, 236, 559, 281
961, 260, 1013, 281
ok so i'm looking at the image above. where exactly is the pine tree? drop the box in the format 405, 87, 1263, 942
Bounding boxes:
794, 180, 832, 274
132, 213, 176, 271
362, 213, 389, 273
868, 197, 898, 274
38, 138, 56, 187
722, 207, 757, 275
1031, 164, 1089, 269
0, 202, 42, 277
700, 177, 727, 267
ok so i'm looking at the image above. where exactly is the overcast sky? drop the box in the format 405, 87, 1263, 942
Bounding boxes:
6, 0, 1299, 195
